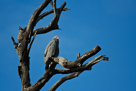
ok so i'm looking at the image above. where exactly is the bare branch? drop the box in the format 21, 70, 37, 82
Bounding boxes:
50, 0, 53, 7
33, 2, 67, 35
27, 31, 37, 53
36, 10, 54, 24
26, 53, 107, 91
49, 71, 83, 91
51, 57, 81, 69
49, 52, 82, 91
51, 46, 101, 69
77, 52, 80, 59
85, 55, 109, 70
52, 0, 57, 14
75, 45, 101, 64
26, 0, 52, 36
27, 70, 54, 91
36, 8, 69, 24
54, 55, 108, 74
49, 55, 108, 91
11, 36, 18, 49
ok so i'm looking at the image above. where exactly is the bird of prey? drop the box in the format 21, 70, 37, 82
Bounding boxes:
44, 36, 59, 70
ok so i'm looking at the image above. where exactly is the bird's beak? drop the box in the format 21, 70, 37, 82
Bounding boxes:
56, 36, 59, 39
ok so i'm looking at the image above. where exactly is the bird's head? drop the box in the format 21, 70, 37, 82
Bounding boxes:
54, 36, 59, 39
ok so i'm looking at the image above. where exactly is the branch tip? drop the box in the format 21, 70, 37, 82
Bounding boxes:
63, 8, 70, 11
77, 52, 80, 59
104, 57, 109, 61
11, 36, 17, 46
96, 45, 101, 50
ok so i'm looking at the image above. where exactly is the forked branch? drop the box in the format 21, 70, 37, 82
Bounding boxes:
51, 46, 101, 69
54, 55, 108, 74
49, 55, 108, 91
33, 2, 67, 35
26, 45, 108, 91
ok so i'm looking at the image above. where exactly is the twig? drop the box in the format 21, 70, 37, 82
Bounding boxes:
11, 36, 18, 48
77, 52, 80, 59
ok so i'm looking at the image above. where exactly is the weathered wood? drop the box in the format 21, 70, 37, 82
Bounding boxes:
53, 55, 108, 74
12, 0, 108, 91
51, 46, 101, 69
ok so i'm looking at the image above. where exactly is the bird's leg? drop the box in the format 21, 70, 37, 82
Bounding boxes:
49, 62, 57, 71
45, 57, 57, 71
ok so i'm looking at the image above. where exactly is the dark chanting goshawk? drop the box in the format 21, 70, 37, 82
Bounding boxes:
44, 36, 59, 70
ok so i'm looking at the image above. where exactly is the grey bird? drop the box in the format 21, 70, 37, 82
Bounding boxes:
44, 36, 59, 70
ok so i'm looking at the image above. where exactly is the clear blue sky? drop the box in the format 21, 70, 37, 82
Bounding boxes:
1, 0, 136, 91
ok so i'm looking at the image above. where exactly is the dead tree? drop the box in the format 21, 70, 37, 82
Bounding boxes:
11, 0, 108, 91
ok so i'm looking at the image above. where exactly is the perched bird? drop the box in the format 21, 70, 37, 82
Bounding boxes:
44, 36, 59, 70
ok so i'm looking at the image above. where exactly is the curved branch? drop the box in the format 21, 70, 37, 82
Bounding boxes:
26, 70, 54, 91
49, 71, 83, 91
36, 8, 69, 24
33, 2, 67, 35
26, 0, 52, 35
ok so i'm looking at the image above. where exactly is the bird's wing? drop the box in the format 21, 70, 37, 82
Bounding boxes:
44, 40, 54, 57
44, 41, 53, 63
47, 41, 57, 57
